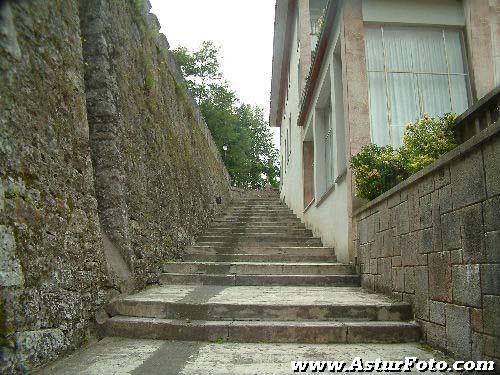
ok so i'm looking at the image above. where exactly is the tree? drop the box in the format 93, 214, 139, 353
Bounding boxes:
172, 42, 279, 189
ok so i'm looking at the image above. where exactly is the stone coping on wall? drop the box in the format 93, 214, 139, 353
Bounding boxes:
354, 120, 500, 217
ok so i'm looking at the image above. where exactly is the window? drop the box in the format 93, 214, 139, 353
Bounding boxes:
365, 26, 470, 147
323, 101, 335, 189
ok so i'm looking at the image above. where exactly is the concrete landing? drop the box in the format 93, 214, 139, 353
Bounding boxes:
40, 337, 453, 374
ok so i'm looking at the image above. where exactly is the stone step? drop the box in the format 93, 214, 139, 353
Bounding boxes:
214, 217, 304, 225
203, 228, 312, 236
198, 233, 317, 241
196, 236, 322, 247
210, 222, 307, 229
222, 212, 297, 218
183, 253, 336, 263
186, 245, 335, 256
159, 273, 360, 286
102, 317, 421, 343
162, 262, 353, 276
107, 285, 413, 322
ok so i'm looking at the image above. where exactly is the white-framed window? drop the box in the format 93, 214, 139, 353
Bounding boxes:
365, 25, 470, 148
287, 115, 292, 164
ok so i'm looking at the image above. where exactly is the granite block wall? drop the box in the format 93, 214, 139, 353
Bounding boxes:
354, 122, 500, 361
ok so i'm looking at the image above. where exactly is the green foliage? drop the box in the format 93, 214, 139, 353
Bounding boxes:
400, 113, 458, 174
172, 42, 279, 189
351, 113, 458, 200
351, 144, 408, 201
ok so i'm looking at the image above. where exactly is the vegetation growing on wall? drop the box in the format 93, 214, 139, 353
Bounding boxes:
172, 42, 280, 189
351, 113, 458, 200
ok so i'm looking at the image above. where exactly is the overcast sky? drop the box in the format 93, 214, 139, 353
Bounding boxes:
150, 0, 280, 148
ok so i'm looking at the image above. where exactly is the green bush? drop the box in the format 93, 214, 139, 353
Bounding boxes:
351, 113, 458, 200
400, 113, 458, 174
350, 144, 408, 200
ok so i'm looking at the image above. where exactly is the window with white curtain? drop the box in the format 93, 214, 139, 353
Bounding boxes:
323, 101, 335, 190
364, 26, 470, 148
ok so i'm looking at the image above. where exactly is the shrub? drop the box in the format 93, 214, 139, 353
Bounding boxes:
350, 144, 408, 200
351, 113, 458, 200
400, 113, 458, 174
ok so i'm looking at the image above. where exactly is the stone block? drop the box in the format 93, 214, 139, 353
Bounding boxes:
445, 304, 471, 358
404, 267, 416, 293
429, 300, 446, 325
414, 266, 429, 320
438, 185, 452, 214
424, 321, 447, 350
367, 214, 375, 242
0, 225, 24, 287
373, 232, 383, 258
382, 229, 393, 257
392, 255, 402, 267
429, 252, 452, 303
359, 219, 367, 244
482, 196, 500, 232
418, 175, 434, 197
441, 211, 461, 250
483, 295, 500, 337
379, 258, 392, 292
419, 194, 432, 229
450, 249, 463, 264
434, 167, 450, 189
408, 188, 420, 232
14, 329, 66, 369
483, 135, 500, 197
370, 259, 377, 274
450, 149, 486, 209
484, 231, 500, 263
460, 204, 485, 263
392, 266, 404, 292
401, 233, 417, 266
470, 308, 483, 333
431, 191, 442, 253
395, 201, 409, 235
481, 264, 500, 295
417, 228, 433, 254
379, 204, 390, 231
452, 264, 481, 307
387, 192, 400, 208
392, 234, 402, 257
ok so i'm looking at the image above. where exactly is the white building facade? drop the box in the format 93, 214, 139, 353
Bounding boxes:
270, 0, 500, 263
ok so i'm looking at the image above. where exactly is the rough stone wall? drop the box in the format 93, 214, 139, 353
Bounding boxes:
354, 122, 500, 361
0, 0, 231, 372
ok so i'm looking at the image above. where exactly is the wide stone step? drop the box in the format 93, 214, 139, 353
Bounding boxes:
107, 285, 413, 322
163, 262, 353, 276
159, 273, 360, 286
210, 222, 307, 229
102, 317, 421, 343
214, 217, 304, 225
186, 245, 335, 256
183, 253, 336, 263
203, 228, 312, 236
198, 233, 316, 241
223, 211, 297, 219
196, 237, 322, 247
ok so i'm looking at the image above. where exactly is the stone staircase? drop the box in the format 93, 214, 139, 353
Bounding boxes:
102, 191, 420, 343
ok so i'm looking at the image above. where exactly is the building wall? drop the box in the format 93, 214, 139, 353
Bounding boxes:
0, 1, 231, 373
354, 121, 500, 361
279, 0, 498, 265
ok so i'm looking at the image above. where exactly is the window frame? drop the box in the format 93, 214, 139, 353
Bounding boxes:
364, 23, 472, 148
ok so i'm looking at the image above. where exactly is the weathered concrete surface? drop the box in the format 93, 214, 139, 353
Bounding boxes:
40, 337, 454, 375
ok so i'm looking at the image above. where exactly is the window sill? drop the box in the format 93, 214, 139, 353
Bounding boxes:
315, 184, 335, 208
335, 168, 347, 184
304, 198, 315, 213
